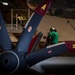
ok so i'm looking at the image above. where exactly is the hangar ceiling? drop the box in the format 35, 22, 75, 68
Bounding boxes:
0, 0, 75, 24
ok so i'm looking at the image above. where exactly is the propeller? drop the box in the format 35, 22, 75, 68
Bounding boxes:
0, 0, 54, 74
0, 0, 75, 75
0, 11, 13, 51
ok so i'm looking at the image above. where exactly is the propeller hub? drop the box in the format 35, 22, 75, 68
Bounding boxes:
0, 51, 26, 74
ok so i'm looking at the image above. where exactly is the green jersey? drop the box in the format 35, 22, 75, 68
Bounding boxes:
48, 31, 58, 44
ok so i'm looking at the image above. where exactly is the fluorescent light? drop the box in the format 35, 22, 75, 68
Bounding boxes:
2, 2, 8, 5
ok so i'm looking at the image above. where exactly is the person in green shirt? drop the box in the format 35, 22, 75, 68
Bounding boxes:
48, 27, 59, 45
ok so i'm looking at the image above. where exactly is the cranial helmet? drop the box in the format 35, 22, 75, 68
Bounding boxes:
50, 27, 57, 32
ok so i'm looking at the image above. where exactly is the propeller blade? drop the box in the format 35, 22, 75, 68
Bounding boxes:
15, 0, 54, 53
65, 41, 75, 52
26, 42, 75, 67
0, 11, 13, 51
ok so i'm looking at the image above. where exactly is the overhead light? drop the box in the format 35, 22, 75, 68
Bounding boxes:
18, 16, 27, 20
2, 2, 8, 5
